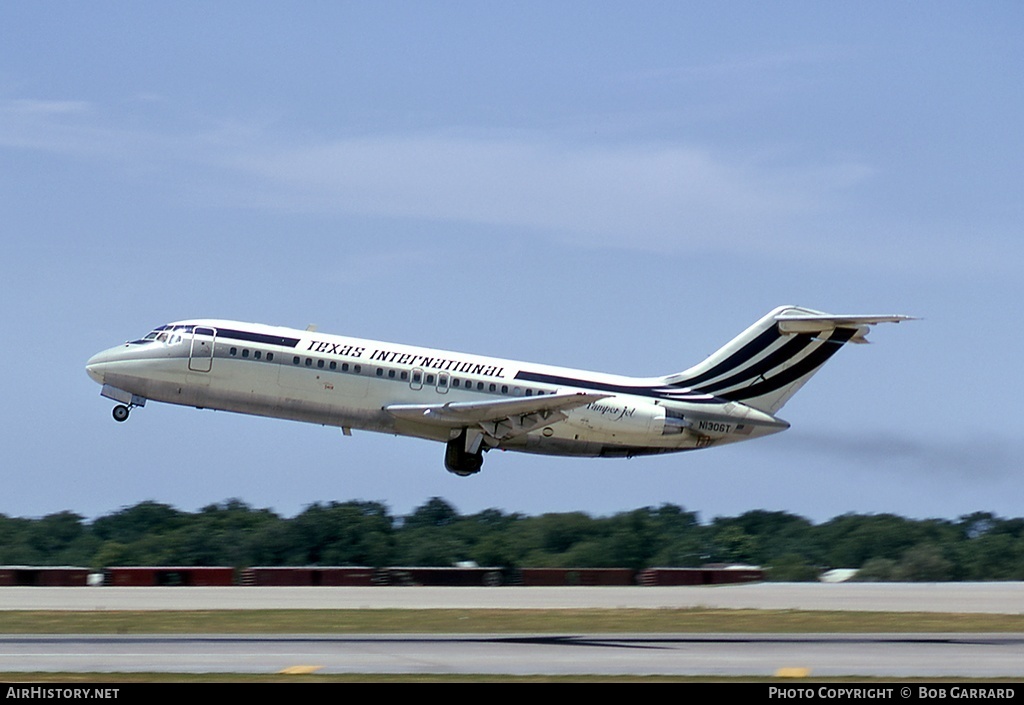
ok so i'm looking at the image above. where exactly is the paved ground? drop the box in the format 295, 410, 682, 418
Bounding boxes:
3, 583, 1022, 676
2, 632, 1023, 677
1, 582, 1022, 613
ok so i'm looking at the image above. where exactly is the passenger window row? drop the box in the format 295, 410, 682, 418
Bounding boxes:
228, 347, 274, 362
286, 355, 363, 374
226, 347, 546, 397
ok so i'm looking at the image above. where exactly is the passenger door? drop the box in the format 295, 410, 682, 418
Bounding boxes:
188, 327, 216, 372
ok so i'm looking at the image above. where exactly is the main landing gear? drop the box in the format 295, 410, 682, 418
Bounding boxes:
112, 405, 131, 422
444, 429, 485, 476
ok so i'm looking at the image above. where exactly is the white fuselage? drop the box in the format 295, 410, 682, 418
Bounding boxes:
85, 319, 789, 465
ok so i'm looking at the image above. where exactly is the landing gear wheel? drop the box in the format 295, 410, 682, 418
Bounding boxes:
444, 436, 484, 476
112, 405, 130, 422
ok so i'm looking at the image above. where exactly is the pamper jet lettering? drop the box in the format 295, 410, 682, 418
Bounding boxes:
586, 402, 636, 422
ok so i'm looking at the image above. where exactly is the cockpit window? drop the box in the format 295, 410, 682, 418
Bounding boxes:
130, 331, 160, 345
131, 324, 190, 345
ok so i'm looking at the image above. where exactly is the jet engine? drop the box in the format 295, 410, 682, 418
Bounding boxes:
564, 398, 686, 439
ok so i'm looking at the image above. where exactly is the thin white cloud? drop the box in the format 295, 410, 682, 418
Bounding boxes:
14, 96, 1011, 272
620, 46, 853, 85
4, 99, 92, 115
0, 98, 100, 154
225, 133, 872, 253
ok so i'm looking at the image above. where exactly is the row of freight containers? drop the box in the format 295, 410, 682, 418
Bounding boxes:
0, 565, 763, 587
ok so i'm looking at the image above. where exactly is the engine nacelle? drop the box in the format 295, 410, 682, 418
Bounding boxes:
564, 397, 675, 439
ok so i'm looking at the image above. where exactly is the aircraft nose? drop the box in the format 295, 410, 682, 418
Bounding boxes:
86, 348, 117, 384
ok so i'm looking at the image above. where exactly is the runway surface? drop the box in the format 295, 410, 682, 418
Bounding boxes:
2, 633, 1022, 677
3, 582, 1023, 613
2, 583, 1022, 676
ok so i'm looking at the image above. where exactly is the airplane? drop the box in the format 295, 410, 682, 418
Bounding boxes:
86, 305, 912, 475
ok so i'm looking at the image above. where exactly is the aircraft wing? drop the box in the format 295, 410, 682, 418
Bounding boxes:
774, 312, 916, 343
385, 392, 609, 441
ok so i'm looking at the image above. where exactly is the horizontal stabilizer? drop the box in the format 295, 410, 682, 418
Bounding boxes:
775, 312, 916, 343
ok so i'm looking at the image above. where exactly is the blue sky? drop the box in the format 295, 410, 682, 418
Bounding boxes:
2, 2, 1022, 524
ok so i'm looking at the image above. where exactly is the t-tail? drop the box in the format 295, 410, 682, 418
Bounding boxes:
661, 306, 914, 414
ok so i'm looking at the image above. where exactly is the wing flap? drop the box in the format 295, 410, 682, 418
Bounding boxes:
386, 391, 609, 426
386, 392, 610, 443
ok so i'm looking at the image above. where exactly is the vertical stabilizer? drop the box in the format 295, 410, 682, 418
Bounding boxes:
662, 306, 912, 413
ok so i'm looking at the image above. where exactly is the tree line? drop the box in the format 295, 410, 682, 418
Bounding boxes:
1, 498, 1022, 581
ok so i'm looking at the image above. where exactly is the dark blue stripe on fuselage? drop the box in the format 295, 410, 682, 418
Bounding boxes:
217, 328, 301, 348
515, 324, 784, 403
671, 325, 782, 388
513, 370, 720, 403
516, 328, 856, 404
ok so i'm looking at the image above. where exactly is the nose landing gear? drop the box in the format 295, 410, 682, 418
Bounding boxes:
100, 385, 147, 422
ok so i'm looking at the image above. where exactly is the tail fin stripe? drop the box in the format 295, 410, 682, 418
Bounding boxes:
669, 325, 782, 388
717, 327, 855, 403
690, 334, 816, 395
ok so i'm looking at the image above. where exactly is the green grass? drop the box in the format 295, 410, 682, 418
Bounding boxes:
1, 608, 1022, 633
